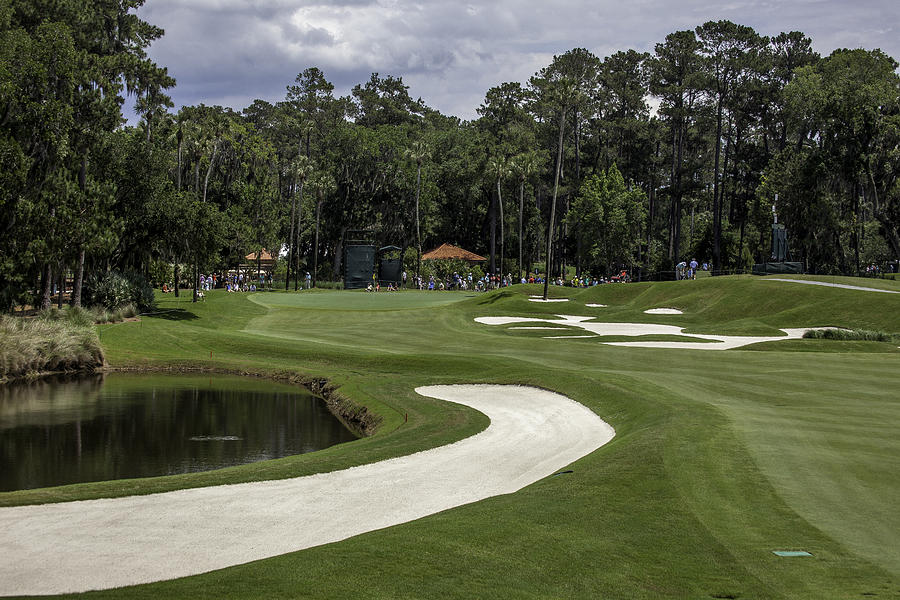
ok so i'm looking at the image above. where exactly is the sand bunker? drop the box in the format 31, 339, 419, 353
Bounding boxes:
644, 308, 683, 315
528, 298, 569, 303
764, 278, 899, 294
475, 315, 827, 350
0, 385, 614, 596
585, 303, 607, 308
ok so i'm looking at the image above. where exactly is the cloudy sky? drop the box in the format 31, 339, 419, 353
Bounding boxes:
135, 0, 899, 121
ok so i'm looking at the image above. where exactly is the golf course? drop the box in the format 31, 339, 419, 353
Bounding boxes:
1, 274, 899, 599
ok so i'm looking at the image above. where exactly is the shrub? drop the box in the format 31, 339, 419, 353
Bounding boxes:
84, 271, 156, 311
803, 328, 897, 343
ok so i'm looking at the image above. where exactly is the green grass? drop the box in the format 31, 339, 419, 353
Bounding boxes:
2, 276, 900, 599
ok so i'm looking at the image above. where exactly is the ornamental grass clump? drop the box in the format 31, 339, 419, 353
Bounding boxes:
0, 315, 105, 380
803, 328, 897, 343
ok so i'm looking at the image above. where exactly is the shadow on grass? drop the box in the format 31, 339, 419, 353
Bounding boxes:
478, 290, 517, 305
144, 308, 199, 321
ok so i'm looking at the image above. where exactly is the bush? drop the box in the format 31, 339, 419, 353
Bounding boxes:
148, 260, 173, 288
84, 271, 156, 311
803, 328, 897, 343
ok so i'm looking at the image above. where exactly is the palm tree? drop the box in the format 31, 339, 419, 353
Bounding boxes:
489, 155, 510, 279
309, 170, 336, 288
286, 156, 312, 290
513, 152, 539, 280
405, 140, 430, 278
543, 81, 577, 300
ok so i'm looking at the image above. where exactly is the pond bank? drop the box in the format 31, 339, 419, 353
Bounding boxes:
104, 365, 380, 437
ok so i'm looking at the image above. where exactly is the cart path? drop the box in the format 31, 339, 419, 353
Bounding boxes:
0, 385, 614, 596
764, 278, 899, 294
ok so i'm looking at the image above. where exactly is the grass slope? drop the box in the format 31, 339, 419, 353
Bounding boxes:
3, 276, 899, 599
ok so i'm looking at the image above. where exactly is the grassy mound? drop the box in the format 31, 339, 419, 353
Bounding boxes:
2, 279, 899, 598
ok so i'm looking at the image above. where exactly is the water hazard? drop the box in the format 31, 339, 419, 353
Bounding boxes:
0, 374, 358, 492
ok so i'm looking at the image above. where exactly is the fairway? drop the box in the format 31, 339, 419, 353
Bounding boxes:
250, 289, 474, 311
1, 276, 899, 599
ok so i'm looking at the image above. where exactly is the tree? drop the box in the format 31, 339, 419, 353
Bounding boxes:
567, 166, 647, 275
488, 154, 511, 276
405, 140, 430, 278
286, 155, 312, 290
308, 170, 336, 287
696, 20, 767, 269
650, 30, 704, 265
512, 151, 540, 279
530, 58, 579, 298
351, 73, 425, 127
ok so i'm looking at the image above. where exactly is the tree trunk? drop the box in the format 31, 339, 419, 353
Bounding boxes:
40, 263, 52, 311
518, 176, 525, 280
56, 263, 64, 309
312, 194, 321, 288
173, 262, 180, 297
543, 106, 567, 300
176, 129, 183, 191
72, 247, 85, 307
295, 181, 304, 291
497, 176, 504, 279
712, 97, 724, 270
203, 144, 218, 203
415, 162, 422, 278
574, 112, 581, 185
287, 181, 295, 291
489, 190, 496, 275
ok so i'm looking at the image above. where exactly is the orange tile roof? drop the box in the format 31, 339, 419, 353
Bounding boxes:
422, 243, 486, 262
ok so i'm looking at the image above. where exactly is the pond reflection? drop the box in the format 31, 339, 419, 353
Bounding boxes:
0, 374, 357, 492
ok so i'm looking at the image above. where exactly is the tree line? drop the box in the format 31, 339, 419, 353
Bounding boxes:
2, 1, 899, 310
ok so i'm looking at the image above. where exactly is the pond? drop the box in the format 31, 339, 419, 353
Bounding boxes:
0, 373, 358, 492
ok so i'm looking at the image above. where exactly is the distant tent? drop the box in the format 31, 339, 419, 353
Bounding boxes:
422, 243, 486, 264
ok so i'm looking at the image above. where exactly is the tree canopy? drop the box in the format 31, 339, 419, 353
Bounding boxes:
3, 7, 899, 310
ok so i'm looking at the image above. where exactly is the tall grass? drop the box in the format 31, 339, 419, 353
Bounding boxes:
803, 328, 898, 342
0, 315, 105, 380
39, 303, 138, 325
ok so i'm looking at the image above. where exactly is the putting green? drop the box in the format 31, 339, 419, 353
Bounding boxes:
2, 277, 898, 599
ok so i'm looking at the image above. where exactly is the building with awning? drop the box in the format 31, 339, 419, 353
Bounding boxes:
242, 249, 277, 273
421, 243, 486, 264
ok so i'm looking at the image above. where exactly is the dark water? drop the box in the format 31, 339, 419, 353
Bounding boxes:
0, 374, 358, 492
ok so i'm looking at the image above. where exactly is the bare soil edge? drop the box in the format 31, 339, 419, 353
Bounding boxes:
102, 365, 381, 437
0, 358, 106, 386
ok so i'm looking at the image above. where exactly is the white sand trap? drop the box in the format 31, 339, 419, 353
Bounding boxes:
644, 308, 683, 315
509, 326, 570, 330
477, 315, 830, 350
764, 278, 900, 294
585, 303, 607, 308
544, 335, 598, 339
0, 385, 614, 596
528, 298, 569, 303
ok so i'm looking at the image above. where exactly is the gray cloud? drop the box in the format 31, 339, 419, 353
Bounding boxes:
133, 0, 900, 122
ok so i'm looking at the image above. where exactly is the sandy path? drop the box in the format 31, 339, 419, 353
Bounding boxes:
764, 278, 899, 294
0, 385, 614, 596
